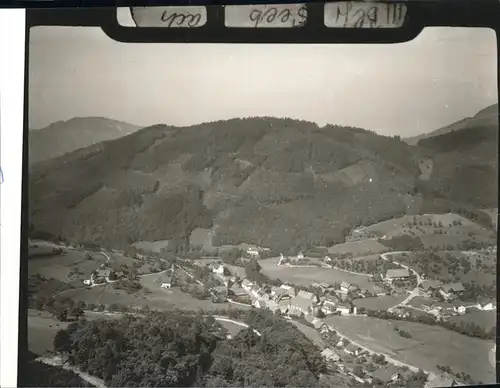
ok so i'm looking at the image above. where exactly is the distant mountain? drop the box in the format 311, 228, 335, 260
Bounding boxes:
412, 104, 498, 212
405, 103, 498, 145
29, 117, 141, 164
28, 116, 497, 252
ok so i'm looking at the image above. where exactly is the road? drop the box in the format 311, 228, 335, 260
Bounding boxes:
380, 251, 423, 312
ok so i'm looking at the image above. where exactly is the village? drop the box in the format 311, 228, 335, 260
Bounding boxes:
122, 244, 494, 387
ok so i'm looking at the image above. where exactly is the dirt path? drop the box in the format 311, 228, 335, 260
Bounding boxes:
35, 355, 107, 388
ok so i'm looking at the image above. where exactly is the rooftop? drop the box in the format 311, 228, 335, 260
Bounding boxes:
420, 280, 442, 290
297, 290, 316, 301
442, 282, 465, 293
386, 268, 410, 278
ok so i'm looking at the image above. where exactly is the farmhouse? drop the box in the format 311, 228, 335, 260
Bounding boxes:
344, 343, 361, 356
321, 348, 340, 362
419, 280, 442, 294
211, 264, 225, 276
160, 275, 173, 289
241, 278, 254, 291
340, 281, 359, 294
246, 246, 260, 258
289, 295, 315, 317
257, 289, 270, 301
312, 318, 326, 330
297, 290, 318, 303
324, 256, 332, 263
336, 304, 351, 316
265, 299, 279, 312
279, 284, 297, 297
278, 299, 290, 314
321, 296, 339, 315
96, 268, 111, 278
385, 268, 411, 281
229, 283, 246, 297
440, 282, 465, 301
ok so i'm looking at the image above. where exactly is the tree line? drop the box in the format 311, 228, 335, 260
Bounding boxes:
51, 308, 330, 387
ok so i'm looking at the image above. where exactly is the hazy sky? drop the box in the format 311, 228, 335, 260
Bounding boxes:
29, 20, 497, 137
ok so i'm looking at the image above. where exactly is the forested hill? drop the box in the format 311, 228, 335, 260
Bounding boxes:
48, 309, 339, 387
29, 116, 497, 252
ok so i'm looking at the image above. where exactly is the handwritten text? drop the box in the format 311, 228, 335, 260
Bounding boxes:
324, 2, 407, 28
225, 4, 307, 28
131, 6, 207, 28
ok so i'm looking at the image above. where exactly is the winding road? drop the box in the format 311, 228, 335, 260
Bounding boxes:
380, 251, 422, 312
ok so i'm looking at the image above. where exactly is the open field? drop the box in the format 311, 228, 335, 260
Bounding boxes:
28, 250, 107, 287
323, 315, 495, 383
448, 310, 497, 332
56, 273, 250, 313
258, 258, 384, 293
327, 239, 389, 256
132, 240, 170, 253
27, 309, 117, 356
353, 295, 406, 311
361, 214, 495, 249
392, 251, 496, 286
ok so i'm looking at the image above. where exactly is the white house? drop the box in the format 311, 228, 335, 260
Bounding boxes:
297, 251, 304, 259
321, 348, 340, 362
336, 304, 350, 316
241, 278, 254, 292
455, 306, 466, 315
246, 246, 260, 257
212, 264, 225, 276
83, 279, 91, 285
324, 256, 332, 263
161, 275, 172, 289
481, 302, 496, 311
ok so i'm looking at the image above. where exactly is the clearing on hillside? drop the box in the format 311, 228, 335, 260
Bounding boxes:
327, 239, 389, 256
28, 250, 107, 287
364, 214, 495, 249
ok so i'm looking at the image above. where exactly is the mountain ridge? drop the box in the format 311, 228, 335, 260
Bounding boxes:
29, 112, 497, 252
29, 117, 141, 164
404, 103, 498, 145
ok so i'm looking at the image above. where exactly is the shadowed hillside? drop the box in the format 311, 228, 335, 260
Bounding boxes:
405, 103, 498, 146
29, 115, 497, 251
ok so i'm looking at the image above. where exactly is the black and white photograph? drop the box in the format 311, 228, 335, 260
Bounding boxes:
25, 18, 497, 388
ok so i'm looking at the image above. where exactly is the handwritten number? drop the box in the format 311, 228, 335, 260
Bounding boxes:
249, 9, 262, 27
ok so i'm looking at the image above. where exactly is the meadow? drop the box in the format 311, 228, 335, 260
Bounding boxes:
258, 258, 384, 293
327, 239, 389, 256
28, 250, 107, 287
323, 315, 495, 383
448, 310, 497, 332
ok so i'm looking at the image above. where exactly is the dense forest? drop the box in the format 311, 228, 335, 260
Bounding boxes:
49, 309, 334, 387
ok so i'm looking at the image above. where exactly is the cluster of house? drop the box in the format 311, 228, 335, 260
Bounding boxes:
319, 328, 446, 386
418, 280, 466, 301
83, 268, 125, 285
239, 279, 359, 318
